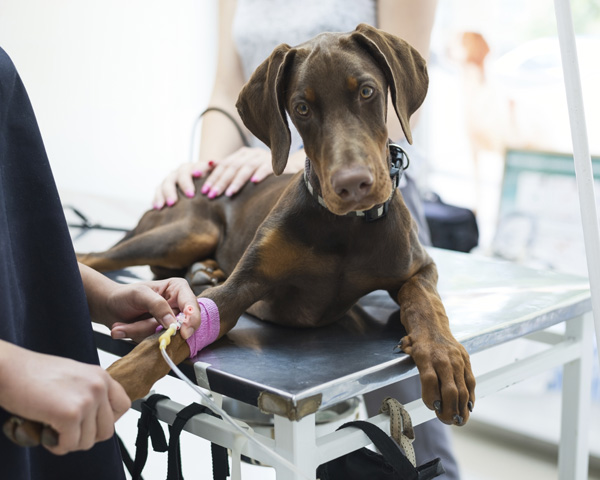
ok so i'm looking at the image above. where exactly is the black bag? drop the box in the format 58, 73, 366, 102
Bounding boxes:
423, 193, 479, 253
316, 420, 444, 480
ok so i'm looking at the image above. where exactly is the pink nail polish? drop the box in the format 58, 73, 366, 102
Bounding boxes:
250, 176, 258, 183
201, 184, 211, 195
166, 198, 175, 207
185, 190, 195, 198
225, 188, 234, 197
208, 189, 219, 199
192, 170, 202, 178
153, 203, 162, 210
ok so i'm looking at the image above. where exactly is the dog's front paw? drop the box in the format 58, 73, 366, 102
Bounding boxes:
398, 334, 475, 426
186, 260, 226, 295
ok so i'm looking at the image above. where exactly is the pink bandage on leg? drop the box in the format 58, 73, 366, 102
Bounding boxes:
186, 298, 220, 358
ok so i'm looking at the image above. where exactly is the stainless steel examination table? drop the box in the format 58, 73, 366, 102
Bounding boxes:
68, 212, 595, 480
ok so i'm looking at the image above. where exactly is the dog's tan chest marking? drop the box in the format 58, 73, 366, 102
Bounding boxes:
255, 227, 333, 280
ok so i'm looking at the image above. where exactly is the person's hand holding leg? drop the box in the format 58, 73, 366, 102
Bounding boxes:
0, 340, 131, 455
79, 264, 201, 341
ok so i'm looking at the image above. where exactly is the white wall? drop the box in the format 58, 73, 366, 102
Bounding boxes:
0, 0, 218, 203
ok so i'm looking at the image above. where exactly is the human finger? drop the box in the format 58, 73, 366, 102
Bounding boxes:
152, 171, 179, 209
203, 161, 238, 199
249, 161, 275, 184
45, 385, 96, 454
175, 163, 199, 200
107, 376, 131, 420
225, 163, 264, 197
197, 159, 217, 176
220, 149, 273, 197
77, 402, 98, 451
152, 278, 201, 339
46, 420, 79, 455
139, 280, 199, 335
72, 371, 113, 450
202, 148, 270, 198
111, 318, 159, 342
94, 398, 116, 446
152, 188, 167, 210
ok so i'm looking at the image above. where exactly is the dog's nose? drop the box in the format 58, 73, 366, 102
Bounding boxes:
331, 167, 373, 202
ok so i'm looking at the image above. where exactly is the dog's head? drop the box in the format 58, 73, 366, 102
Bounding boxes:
236, 23, 428, 215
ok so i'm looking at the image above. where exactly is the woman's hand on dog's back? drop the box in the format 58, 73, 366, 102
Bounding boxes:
152, 147, 306, 209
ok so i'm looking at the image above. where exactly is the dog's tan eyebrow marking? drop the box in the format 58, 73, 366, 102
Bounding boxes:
304, 87, 316, 103
346, 76, 359, 91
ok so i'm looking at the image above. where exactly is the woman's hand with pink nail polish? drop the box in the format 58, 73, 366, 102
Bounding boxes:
201, 147, 273, 199
152, 161, 208, 209
152, 147, 306, 207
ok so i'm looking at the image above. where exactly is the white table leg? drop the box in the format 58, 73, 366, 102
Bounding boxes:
273, 414, 317, 480
554, 0, 600, 370
559, 313, 594, 480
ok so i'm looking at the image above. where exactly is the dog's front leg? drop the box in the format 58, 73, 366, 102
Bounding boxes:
395, 261, 476, 426
107, 222, 293, 401
106, 274, 270, 402
107, 330, 190, 401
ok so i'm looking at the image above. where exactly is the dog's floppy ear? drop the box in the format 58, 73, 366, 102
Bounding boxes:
350, 23, 428, 144
236, 44, 297, 175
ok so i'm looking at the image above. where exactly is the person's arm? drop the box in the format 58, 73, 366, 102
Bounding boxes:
0, 339, 130, 455
154, 0, 250, 207
79, 263, 201, 340
198, 0, 248, 166
378, 0, 438, 141
153, 0, 305, 207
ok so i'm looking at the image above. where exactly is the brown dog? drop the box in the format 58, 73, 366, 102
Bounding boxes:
80, 24, 475, 426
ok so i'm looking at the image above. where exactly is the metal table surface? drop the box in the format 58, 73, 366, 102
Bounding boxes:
188, 247, 591, 418
70, 223, 591, 419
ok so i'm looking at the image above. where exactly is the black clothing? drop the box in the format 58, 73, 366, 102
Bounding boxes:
0, 47, 125, 480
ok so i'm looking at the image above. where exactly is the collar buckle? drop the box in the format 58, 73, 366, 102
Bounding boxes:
389, 143, 409, 190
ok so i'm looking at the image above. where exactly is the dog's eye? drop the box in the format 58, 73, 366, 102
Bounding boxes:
360, 86, 374, 99
295, 103, 310, 116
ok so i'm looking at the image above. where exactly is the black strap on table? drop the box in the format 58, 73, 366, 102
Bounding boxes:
166, 402, 229, 480
338, 421, 444, 480
131, 394, 170, 480
116, 434, 137, 479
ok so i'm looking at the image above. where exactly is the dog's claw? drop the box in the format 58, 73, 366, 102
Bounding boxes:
393, 338, 404, 353
433, 400, 442, 413
468, 401, 474, 413
453, 414, 464, 426
191, 271, 212, 285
